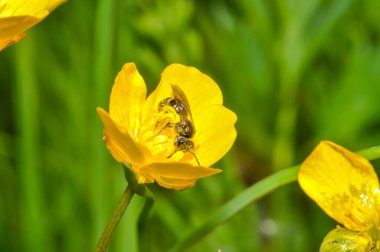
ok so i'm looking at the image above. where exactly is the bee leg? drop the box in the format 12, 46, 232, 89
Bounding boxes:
155, 122, 172, 136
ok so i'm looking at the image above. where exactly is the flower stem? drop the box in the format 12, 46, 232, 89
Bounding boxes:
95, 185, 134, 252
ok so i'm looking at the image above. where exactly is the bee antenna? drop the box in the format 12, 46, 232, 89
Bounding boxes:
190, 151, 200, 166
167, 151, 200, 166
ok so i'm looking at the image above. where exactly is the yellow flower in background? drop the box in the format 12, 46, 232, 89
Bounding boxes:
97, 63, 237, 190
0, 0, 65, 51
299, 141, 380, 251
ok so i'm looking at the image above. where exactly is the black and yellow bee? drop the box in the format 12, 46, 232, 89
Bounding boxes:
158, 84, 200, 165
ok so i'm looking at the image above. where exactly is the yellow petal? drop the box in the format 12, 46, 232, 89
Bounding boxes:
320, 228, 373, 252
0, 15, 41, 40
154, 176, 197, 190
141, 162, 222, 179
142, 64, 223, 121
0, 32, 25, 51
0, 0, 49, 17
193, 105, 237, 167
97, 108, 150, 164
142, 162, 222, 190
0, 0, 66, 17
109, 63, 147, 139
131, 164, 155, 184
46, 0, 67, 12
299, 141, 380, 231
0, 0, 65, 51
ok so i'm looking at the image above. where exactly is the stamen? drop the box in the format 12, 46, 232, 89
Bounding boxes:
138, 107, 180, 159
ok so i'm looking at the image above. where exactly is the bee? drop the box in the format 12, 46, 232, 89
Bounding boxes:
157, 84, 200, 165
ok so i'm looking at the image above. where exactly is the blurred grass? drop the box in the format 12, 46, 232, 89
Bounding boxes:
1, 0, 380, 251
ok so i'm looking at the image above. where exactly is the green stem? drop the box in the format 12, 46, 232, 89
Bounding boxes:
91, 0, 116, 245
169, 145, 380, 252
95, 185, 135, 252
14, 39, 49, 251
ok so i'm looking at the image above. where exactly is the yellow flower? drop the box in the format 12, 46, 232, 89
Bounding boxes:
97, 63, 237, 190
0, 0, 65, 51
299, 141, 380, 251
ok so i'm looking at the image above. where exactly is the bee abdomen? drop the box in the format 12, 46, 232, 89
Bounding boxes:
174, 136, 194, 152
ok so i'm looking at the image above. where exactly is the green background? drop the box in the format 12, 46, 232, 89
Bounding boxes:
1, 0, 380, 251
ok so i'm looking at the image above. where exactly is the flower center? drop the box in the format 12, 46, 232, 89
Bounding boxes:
139, 100, 186, 162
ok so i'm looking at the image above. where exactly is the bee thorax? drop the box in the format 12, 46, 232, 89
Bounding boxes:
174, 120, 194, 138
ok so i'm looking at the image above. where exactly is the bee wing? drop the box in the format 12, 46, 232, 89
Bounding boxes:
171, 84, 195, 132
